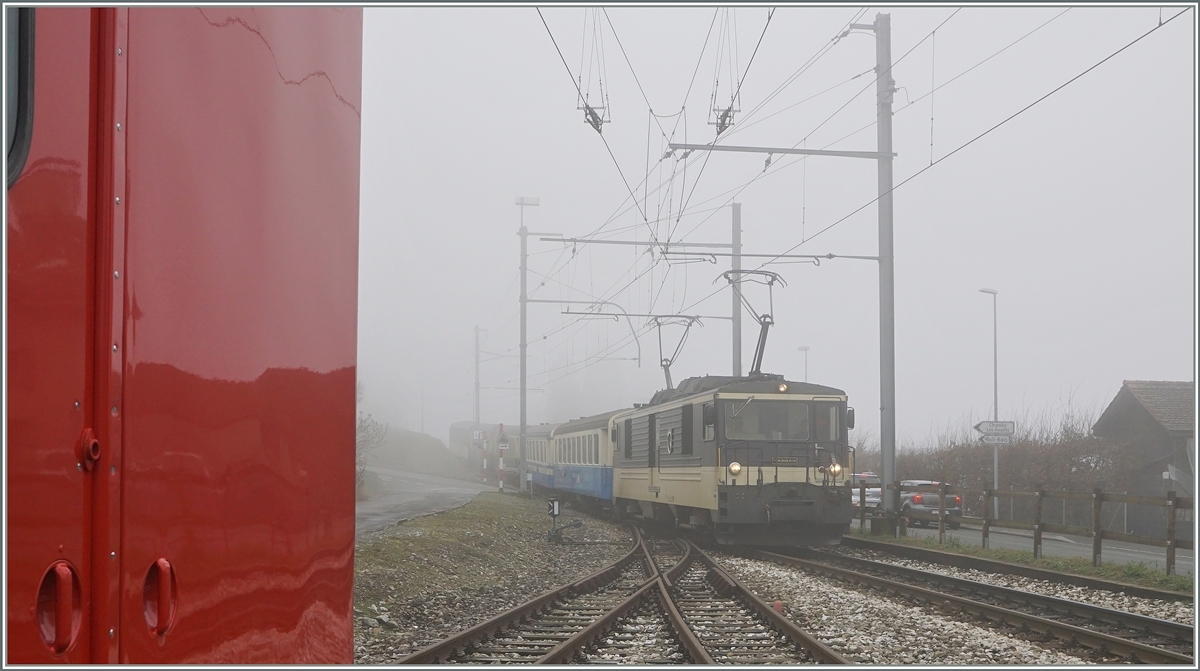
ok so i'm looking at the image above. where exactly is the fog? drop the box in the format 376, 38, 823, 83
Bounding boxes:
355, 6, 1195, 449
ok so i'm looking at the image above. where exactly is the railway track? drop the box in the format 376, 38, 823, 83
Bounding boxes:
842, 535, 1192, 602
749, 547, 1194, 665
400, 529, 846, 664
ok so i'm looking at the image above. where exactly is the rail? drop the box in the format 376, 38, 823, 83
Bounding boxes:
752, 548, 1194, 664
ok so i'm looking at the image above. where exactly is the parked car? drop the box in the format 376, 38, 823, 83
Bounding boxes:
850, 472, 882, 508
900, 480, 962, 529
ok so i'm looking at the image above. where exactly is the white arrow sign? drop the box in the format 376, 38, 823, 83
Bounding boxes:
981, 434, 1011, 445
974, 421, 1015, 435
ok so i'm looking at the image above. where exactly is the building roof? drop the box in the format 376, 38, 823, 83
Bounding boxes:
1094, 380, 1194, 437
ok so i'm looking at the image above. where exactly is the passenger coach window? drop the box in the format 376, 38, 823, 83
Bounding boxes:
6, 7, 33, 188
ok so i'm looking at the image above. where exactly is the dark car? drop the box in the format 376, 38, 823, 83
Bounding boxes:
900, 480, 962, 529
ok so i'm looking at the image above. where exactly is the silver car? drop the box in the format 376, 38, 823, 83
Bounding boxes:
850, 473, 882, 508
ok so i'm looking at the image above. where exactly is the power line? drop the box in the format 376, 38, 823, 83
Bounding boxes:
798, 8, 961, 150
536, 8, 656, 240
755, 6, 1192, 269
602, 9, 669, 141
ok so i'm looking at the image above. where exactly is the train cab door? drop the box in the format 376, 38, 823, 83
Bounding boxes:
7, 7, 125, 663
646, 414, 658, 491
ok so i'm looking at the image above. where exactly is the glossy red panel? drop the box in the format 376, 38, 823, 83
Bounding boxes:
5, 7, 96, 664
118, 7, 361, 663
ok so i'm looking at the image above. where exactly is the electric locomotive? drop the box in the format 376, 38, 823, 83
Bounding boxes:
610, 373, 856, 546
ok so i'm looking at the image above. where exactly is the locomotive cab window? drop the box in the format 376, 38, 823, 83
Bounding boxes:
813, 402, 840, 443
6, 7, 33, 188
702, 403, 715, 441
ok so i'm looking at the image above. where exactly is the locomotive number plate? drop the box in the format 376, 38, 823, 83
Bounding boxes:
771, 456, 798, 465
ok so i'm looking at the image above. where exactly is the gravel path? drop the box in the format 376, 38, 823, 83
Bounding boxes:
832, 546, 1195, 625
714, 553, 1090, 665
353, 494, 633, 664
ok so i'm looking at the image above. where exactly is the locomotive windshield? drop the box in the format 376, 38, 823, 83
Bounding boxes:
724, 400, 810, 441
721, 398, 844, 443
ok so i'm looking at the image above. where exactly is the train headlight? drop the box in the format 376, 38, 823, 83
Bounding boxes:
777, 383, 788, 393
830, 462, 843, 475
727, 462, 743, 475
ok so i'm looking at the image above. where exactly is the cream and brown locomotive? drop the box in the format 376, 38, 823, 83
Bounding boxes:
609, 373, 856, 546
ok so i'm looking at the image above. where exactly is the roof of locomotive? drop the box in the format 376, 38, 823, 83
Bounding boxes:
646, 373, 846, 406
552, 409, 628, 434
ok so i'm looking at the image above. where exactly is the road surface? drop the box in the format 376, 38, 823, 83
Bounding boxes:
355, 466, 492, 536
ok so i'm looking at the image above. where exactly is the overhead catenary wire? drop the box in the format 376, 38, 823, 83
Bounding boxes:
503, 9, 972, 386
516, 7, 1165, 396
752, 5, 1192, 270
668, 8, 1188, 324
536, 8, 655, 240
668, 6, 1068, 248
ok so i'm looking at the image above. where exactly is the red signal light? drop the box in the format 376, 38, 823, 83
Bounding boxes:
954, 495, 961, 505
912, 494, 923, 504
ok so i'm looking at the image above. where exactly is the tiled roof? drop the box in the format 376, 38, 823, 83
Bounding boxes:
1123, 380, 1194, 434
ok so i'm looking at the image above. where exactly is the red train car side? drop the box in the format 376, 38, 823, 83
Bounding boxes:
6, 7, 363, 663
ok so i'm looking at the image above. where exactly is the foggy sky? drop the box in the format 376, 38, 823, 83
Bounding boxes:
356, 5, 1196, 450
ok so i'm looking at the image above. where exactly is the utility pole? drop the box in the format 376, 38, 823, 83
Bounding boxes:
516, 196, 539, 493
980, 287, 999, 517
732, 203, 743, 376
474, 326, 481, 426
862, 12, 897, 515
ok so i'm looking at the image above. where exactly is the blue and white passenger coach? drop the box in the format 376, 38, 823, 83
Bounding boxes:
542, 410, 626, 504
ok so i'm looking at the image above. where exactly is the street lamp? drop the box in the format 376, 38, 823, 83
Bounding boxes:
979, 287, 999, 518
797, 346, 809, 382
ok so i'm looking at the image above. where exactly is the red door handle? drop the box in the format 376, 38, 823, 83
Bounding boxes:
37, 560, 80, 655
143, 558, 176, 639
155, 559, 172, 636
53, 563, 73, 652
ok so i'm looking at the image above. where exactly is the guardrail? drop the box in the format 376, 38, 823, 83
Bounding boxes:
852, 482, 1193, 575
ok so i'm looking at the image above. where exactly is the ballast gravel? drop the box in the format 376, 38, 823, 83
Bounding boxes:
714, 554, 1089, 665
353, 494, 632, 664
833, 546, 1195, 625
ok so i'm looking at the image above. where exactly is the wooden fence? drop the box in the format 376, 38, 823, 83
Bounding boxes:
853, 482, 1194, 575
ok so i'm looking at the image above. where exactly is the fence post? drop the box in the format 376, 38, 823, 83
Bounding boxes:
1091, 487, 1103, 567
860, 481, 867, 531
1033, 487, 1043, 559
982, 488, 992, 550
1166, 490, 1177, 576
938, 482, 947, 545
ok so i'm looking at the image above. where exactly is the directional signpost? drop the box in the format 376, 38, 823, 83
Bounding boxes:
975, 420, 1015, 521
974, 421, 1016, 435
975, 421, 1015, 445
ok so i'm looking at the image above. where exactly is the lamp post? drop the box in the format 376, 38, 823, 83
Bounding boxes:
797, 346, 809, 383
979, 287, 999, 518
